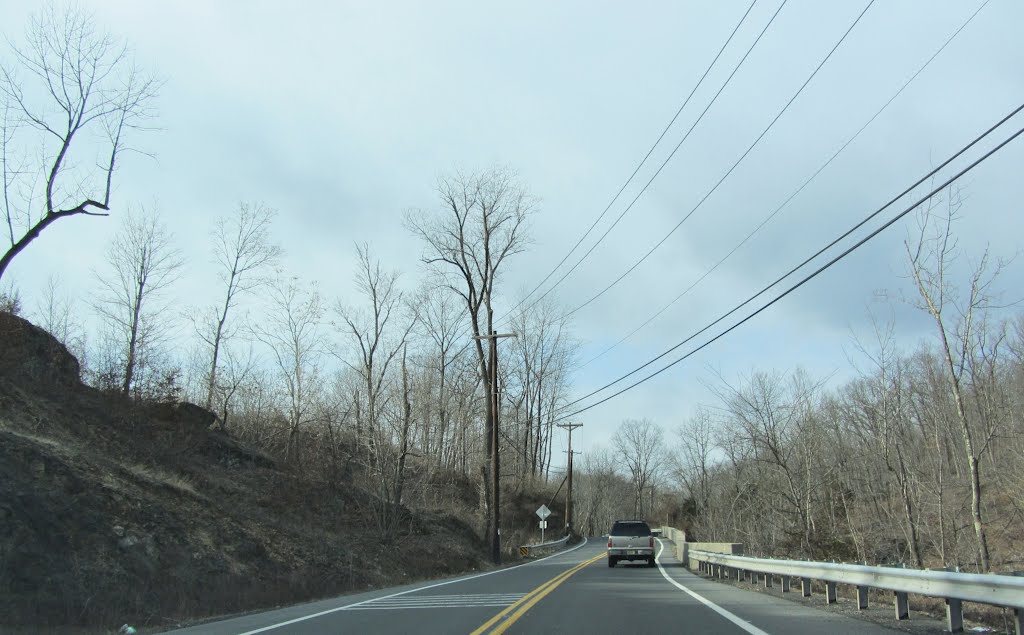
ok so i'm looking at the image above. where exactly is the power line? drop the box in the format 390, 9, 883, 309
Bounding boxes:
562, 101, 1024, 410
558, 0, 876, 323
506, 0, 791, 325
554, 102, 1024, 420
497, 1, 760, 327
578, 0, 991, 369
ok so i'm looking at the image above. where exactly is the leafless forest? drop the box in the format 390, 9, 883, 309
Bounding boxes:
652, 201, 1024, 574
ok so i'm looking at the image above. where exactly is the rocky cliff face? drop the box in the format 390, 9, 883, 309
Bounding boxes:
0, 311, 81, 388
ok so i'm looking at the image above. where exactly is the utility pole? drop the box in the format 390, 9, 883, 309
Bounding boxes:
556, 422, 582, 536
473, 329, 516, 565
563, 449, 582, 535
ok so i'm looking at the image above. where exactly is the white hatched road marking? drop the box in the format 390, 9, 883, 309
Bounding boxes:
344, 593, 526, 610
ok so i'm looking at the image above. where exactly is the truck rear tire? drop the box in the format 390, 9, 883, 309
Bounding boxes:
648, 557, 656, 568
608, 556, 616, 568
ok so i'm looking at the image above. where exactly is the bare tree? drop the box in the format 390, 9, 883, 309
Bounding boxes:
0, 4, 159, 281
405, 166, 534, 537
411, 285, 467, 461
335, 243, 416, 440
212, 343, 259, 432
673, 408, 717, 537
92, 207, 182, 396
333, 244, 422, 538
0, 279, 22, 314
905, 185, 1007, 572
711, 368, 829, 556
575, 447, 634, 537
197, 202, 281, 410
613, 418, 665, 519
34, 273, 86, 364
845, 312, 925, 567
253, 274, 325, 463
507, 297, 576, 481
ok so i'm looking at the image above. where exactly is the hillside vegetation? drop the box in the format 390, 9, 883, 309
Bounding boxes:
0, 312, 508, 630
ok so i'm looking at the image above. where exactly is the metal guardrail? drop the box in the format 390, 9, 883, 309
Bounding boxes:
688, 548, 1024, 634
518, 534, 569, 557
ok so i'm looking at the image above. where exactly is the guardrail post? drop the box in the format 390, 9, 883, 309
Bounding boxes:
764, 573, 773, 589
826, 581, 837, 604
801, 578, 812, 597
751, 571, 759, 585
857, 585, 869, 610
894, 591, 909, 620
1013, 572, 1024, 635
945, 598, 963, 632
781, 576, 791, 592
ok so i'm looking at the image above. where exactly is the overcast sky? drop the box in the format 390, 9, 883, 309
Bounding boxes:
3, 0, 1023, 461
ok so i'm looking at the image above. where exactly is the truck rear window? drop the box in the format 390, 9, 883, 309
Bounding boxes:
610, 521, 651, 536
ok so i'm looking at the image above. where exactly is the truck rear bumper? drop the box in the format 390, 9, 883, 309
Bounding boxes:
607, 548, 653, 558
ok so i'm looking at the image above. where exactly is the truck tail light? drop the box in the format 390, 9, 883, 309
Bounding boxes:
607, 537, 612, 549
649, 536, 655, 549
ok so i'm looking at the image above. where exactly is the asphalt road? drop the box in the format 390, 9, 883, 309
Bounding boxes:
162, 538, 910, 635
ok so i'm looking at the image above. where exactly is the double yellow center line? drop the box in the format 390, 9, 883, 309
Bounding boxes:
470, 552, 605, 635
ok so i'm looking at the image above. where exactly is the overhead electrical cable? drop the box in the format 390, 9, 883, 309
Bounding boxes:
496, 0, 760, 326
554, 101, 1024, 418
558, 0, 876, 323
578, 0, 991, 369
554, 120, 1024, 422
442, 1, 762, 359
501, 0, 791, 325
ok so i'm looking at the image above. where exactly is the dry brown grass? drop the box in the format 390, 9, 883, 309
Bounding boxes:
0, 419, 65, 449
124, 463, 199, 497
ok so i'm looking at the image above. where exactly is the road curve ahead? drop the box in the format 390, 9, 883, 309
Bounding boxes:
163, 538, 908, 635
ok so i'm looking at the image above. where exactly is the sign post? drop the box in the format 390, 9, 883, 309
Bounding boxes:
536, 504, 551, 543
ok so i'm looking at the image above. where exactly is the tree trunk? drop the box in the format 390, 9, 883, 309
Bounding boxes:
205, 290, 232, 409
122, 277, 146, 395
395, 345, 413, 508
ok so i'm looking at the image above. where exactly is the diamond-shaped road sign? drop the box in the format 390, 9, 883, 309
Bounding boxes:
536, 504, 551, 520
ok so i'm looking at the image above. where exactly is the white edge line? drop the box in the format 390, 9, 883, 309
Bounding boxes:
234, 536, 589, 635
655, 539, 771, 635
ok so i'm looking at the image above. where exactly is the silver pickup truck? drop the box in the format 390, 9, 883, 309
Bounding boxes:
607, 520, 655, 567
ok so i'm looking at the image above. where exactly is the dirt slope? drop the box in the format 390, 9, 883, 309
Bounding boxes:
0, 312, 487, 630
